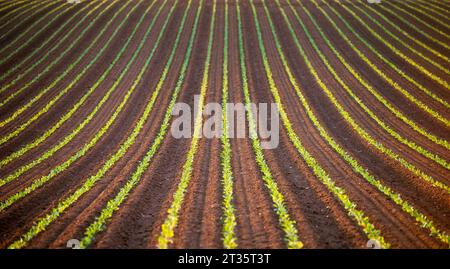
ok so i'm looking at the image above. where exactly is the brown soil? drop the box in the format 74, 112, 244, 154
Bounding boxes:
0, 0, 448, 249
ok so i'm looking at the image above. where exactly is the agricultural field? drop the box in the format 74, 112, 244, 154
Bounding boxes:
0, 0, 449, 249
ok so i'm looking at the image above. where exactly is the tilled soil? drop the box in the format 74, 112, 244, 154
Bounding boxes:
0, 0, 448, 249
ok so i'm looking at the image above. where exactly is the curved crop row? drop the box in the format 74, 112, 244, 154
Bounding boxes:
293, 0, 450, 195
302, 2, 450, 155
0, 0, 47, 34
77, 0, 201, 249
157, 0, 216, 249
0, 2, 115, 167
0, 0, 52, 30
220, 1, 238, 249
0, 0, 148, 212
0, 0, 31, 14
318, 1, 450, 127
418, 0, 450, 15
252, 0, 388, 248
416, 0, 450, 13
288, 1, 450, 166
0, 1, 71, 64
0, 0, 102, 91
385, 1, 450, 41
0, 0, 127, 141
235, 0, 303, 249
0, 0, 142, 168
376, 3, 450, 51
410, 0, 450, 20
2, 0, 447, 250
0, 0, 119, 123
276, 0, 450, 246
335, 1, 450, 93
7, 0, 187, 249
277, 2, 450, 156
348, 1, 450, 77
397, 0, 450, 32
357, 1, 449, 65
0, 0, 165, 186
433, 0, 450, 7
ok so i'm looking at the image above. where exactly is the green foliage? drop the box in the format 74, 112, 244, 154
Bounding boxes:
256, 0, 388, 248
319, 1, 450, 127
0, 0, 103, 92
415, 0, 450, 16
0, 1, 116, 168
308, 0, 450, 194
240, 1, 303, 249
336, 0, 450, 94
0, 0, 130, 131
0, 0, 163, 186
0, 0, 29, 12
0, 0, 48, 38
0, 0, 159, 212
220, 2, 238, 250
0, 0, 139, 186
378, 2, 450, 51
0, 0, 67, 66
293, 1, 450, 167
81, 0, 198, 249
393, 0, 450, 35
8, 0, 182, 249
158, 0, 214, 249
307, 1, 450, 150
279, 0, 450, 247
353, 2, 450, 68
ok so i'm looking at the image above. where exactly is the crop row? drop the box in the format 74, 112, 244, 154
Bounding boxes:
0, 0, 101, 90
359, 2, 449, 72
220, 1, 238, 250
320, 1, 449, 127
9, 0, 192, 249
320, 3, 450, 148
395, 0, 450, 34
276, 0, 450, 247
376, 3, 449, 52
252, 0, 389, 248
238, 0, 303, 249
0, 0, 28, 12
0, 0, 125, 151
0, 0, 163, 188
336, 1, 450, 94
299, 1, 450, 167
0, 0, 122, 132
0, 1, 70, 66
0, 1, 111, 168
403, 0, 450, 29
385, 1, 450, 44
0, 0, 47, 34
0, 0, 150, 211
418, 0, 450, 15
303, 0, 450, 194
311, 0, 450, 146
349, 1, 449, 78
158, 0, 215, 249
3, 0, 449, 249
0, 0, 49, 32
78, 0, 199, 249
